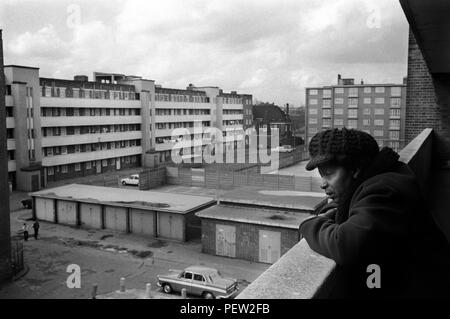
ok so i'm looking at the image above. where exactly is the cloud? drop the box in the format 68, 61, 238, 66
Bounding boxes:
1, 0, 409, 106
8, 24, 69, 58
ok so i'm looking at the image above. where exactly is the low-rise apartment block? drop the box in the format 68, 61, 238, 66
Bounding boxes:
4, 66, 252, 191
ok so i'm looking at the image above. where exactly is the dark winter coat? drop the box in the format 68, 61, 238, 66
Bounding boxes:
299, 147, 450, 298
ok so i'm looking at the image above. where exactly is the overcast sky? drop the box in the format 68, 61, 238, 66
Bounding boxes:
0, 0, 409, 107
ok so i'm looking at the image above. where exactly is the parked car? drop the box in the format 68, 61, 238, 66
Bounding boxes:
157, 266, 239, 299
120, 174, 139, 186
272, 145, 294, 153
21, 198, 33, 209
281, 145, 294, 152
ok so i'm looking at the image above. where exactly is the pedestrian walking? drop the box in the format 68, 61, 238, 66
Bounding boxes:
22, 223, 29, 241
33, 219, 40, 240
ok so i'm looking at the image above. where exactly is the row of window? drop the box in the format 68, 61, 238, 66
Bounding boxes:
309, 118, 401, 128
44, 139, 141, 157
223, 120, 243, 126
223, 110, 244, 115
42, 124, 141, 137
40, 107, 141, 117
309, 87, 402, 96
312, 119, 385, 126
223, 97, 244, 104
156, 134, 208, 144
155, 108, 211, 116
156, 121, 210, 130
155, 93, 210, 103
310, 108, 401, 117
308, 126, 400, 139
47, 156, 139, 175
310, 97, 402, 106
42, 86, 139, 100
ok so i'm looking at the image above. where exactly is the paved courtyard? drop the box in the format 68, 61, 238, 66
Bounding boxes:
0, 208, 269, 299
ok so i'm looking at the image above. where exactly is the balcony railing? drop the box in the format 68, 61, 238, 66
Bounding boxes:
237, 128, 434, 299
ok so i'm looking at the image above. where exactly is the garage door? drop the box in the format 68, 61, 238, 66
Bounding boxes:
80, 203, 102, 229
104, 206, 127, 232
158, 213, 184, 241
130, 209, 155, 236
57, 200, 77, 225
216, 224, 236, 258
259, 230, 281, 264
35, 198, 55, 222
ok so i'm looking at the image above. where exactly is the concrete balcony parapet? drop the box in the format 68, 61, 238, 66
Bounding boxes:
237, 239, 336, 299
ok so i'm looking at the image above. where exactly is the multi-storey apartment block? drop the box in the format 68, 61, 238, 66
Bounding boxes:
4, 66, 252, 191
305, 75, 406, 151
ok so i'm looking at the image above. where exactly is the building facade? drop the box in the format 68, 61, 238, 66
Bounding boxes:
0, 29, 12, 283
4, 67, 252, 191
305, 75, 406, 151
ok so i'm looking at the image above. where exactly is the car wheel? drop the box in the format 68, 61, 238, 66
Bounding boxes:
202, 292, 215, 299
162, 283, 172, 294
122, 181, 126, 185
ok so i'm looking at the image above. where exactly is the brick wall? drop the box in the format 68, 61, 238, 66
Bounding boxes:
406, 30, 450, 162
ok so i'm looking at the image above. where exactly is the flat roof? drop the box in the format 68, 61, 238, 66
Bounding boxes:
4, 65, 40, 70
219, 187, 326, 212
196, 205, 312, 229
31, 184, 215, 214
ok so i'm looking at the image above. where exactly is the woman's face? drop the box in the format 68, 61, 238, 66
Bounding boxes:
318, 164, 356, 203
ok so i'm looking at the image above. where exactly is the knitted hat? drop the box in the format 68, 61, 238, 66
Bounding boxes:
306, 128, 380, 171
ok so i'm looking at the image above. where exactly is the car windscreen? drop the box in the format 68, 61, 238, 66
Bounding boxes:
183, 272, 192, 279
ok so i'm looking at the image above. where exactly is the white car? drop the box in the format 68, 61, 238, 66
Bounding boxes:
280, 145, 294, 153
272, 145, 294, 153
121, 174, 140, 186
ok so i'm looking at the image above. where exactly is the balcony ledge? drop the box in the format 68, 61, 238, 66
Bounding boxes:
237, 239, 336, 299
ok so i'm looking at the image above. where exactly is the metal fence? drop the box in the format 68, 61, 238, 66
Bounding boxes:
11, 240, 24, 278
